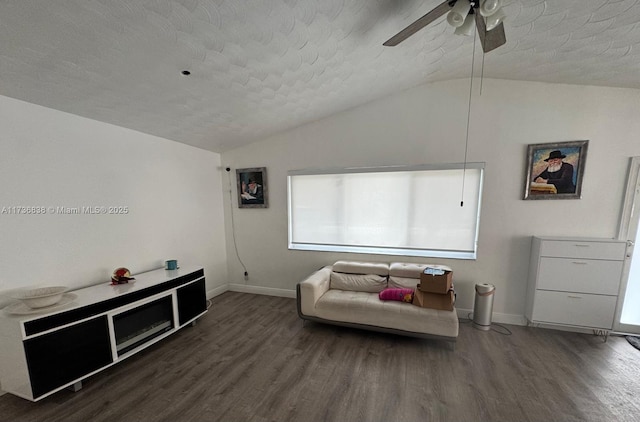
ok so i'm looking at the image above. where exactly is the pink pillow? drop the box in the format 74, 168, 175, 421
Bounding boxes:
379, 288, 414, 303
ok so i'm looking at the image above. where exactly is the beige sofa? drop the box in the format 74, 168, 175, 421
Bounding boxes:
296, 261, 459, 345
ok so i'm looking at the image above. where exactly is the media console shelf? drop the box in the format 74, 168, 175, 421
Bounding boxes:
0, 266, 207, 401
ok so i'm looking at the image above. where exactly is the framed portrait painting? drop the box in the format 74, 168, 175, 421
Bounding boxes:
524, 140, 589, 200
236, 167, 268, 208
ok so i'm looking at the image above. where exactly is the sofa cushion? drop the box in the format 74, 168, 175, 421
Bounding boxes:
388, 276, 420, 289
315, 290, 459, 338
333, 261, 389, 276
330, 271, 387, 293
389, 262, 424, 288
389, 262, 427, 278
389, 263, 453, 288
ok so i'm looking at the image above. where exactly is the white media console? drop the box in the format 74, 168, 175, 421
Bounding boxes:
0, 266, 207, 401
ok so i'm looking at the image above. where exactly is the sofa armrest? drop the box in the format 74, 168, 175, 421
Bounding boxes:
297, 266, 332, 317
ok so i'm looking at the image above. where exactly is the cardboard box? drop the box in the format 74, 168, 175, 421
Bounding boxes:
418, 271, 453, 294
413, 287, 455, 311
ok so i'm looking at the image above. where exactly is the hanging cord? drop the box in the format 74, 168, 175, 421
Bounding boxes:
227, 169, 248, 278
491, 324, 512, 335
479, 46, 485, 95
464, 312, 513, 335
461, 27, 478, 207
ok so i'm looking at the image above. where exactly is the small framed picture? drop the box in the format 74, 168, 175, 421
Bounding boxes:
236, 167, 268, 208
524, 140, 589, 200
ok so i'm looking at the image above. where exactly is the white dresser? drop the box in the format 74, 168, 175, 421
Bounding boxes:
525, 236, 626, 333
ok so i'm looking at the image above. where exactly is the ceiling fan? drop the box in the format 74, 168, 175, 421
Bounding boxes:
383, 0, 507, 53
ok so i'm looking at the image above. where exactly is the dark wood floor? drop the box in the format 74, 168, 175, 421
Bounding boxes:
1, 292, 639, 422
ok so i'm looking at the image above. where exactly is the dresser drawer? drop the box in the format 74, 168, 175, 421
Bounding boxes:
539, 240, 625, 260
537, 257, 623, 295
531, 290, 617, 329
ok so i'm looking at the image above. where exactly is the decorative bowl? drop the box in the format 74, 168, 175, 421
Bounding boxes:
11, 286, 68, 309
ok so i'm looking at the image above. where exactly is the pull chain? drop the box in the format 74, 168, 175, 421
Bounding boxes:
461, 24, 478, 207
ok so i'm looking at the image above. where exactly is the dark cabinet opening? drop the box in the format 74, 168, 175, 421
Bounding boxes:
177, 279, 207, 326
24, 316, 113, 399
113, 295, 174, 356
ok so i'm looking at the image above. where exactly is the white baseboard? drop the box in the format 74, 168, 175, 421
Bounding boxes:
220, 287, 526, 325
456, 308, 527, 326
205, 288, 607, 335
213, 286, 527, 325
525, 322, 609, 335
228, 284, 296, 298
207, 284, 229, 299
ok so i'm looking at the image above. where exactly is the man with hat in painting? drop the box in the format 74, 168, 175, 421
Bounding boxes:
534, 150, 576, 194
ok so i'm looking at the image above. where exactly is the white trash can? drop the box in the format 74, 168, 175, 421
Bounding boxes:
473, 283, 495, 331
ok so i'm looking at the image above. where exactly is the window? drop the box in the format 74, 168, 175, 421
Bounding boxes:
287, 163, 484, 259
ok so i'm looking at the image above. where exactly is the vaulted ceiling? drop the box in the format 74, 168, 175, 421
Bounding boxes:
1, 0, 639, 152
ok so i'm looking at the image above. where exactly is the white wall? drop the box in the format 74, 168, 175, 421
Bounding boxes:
0, 95, 228, 305
221, 78, 640, 323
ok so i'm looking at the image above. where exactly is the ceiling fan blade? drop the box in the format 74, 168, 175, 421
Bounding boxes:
383, 1, 452, 46
474, 12, 506, 53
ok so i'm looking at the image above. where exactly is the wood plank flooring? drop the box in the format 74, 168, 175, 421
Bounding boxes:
1, 291, 639, 422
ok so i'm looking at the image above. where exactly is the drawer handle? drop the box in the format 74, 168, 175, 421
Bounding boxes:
567, 295, 582, 299
571, 261, 588, 265
574, 244, 590, 247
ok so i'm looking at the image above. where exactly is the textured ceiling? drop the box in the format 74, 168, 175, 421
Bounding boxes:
1, 0, 639, 152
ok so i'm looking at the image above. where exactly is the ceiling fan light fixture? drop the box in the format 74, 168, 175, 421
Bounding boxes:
446, 0, 471, 28
479, 0, 502, 17
485, 7, 506, 31
382, 0, 506, 52
454, 13, 475, 36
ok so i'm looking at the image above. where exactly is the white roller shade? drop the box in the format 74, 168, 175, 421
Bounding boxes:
288, 163, 484, 259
